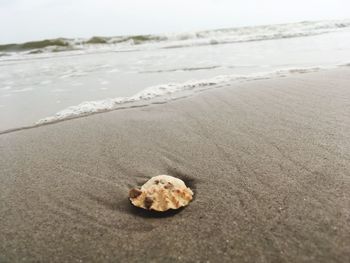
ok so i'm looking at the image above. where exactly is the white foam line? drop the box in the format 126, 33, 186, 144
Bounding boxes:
0, 86, 12, 91
36, 66, 334, 125
10, 87, 33, 93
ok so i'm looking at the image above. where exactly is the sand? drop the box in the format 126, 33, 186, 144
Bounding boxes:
0, 69, 350, 262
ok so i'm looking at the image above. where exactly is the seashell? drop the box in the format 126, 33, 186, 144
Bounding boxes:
129, 175, 193, 212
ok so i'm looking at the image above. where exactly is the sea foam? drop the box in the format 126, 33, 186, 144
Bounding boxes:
36, 67, 324, 125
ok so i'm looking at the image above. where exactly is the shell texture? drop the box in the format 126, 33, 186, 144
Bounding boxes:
129, 175, 193, 211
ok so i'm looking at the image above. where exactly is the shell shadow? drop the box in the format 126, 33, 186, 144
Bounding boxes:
119, 198, 185, 218
85, 191, 185, 218
85, 167, 198, 219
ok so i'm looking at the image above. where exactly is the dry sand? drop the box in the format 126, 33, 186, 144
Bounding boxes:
0, 69, 350, 262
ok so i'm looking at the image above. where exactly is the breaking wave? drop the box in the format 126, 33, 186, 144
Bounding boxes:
0, 39, 71, 52
1, 19, 349, 59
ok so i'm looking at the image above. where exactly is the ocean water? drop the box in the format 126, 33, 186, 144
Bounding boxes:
1, 20, 350, 132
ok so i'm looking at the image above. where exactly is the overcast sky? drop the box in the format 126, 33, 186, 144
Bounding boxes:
0, 0, 349, 44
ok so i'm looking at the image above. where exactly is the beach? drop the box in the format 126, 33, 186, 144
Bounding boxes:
1, 20, 350, 132
0, 68, 349, 262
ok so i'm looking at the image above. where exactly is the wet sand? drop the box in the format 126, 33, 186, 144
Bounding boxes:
0, 69, 350, 262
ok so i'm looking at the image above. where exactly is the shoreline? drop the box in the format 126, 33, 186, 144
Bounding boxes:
1, 65, 348, 135
1, 69, 350, 262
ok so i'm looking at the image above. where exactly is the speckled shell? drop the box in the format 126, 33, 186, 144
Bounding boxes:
129, 175, 193, 211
